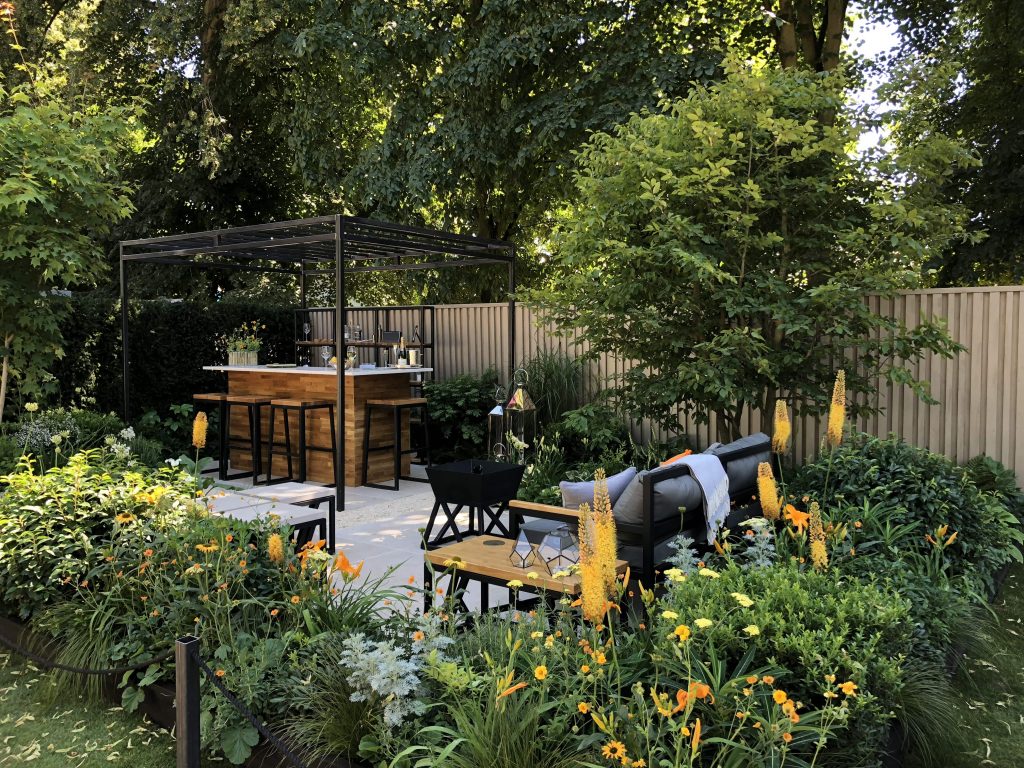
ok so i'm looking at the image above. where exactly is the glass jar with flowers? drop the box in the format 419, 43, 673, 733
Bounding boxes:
224, 321, 264, 366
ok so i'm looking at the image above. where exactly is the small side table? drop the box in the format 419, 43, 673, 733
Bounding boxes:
423, 460, 526, 549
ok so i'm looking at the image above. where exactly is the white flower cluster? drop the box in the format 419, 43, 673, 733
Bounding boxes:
14, 411, 80, 455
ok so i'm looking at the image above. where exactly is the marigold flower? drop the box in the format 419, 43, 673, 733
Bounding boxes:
290, 595, 301, 604
215, 669, 225, 678
782, 732, 793, 743
827, 370, 846, 448
772, 399, 791, 454
746, 675, 759, 685
595, 651, 607, 665
578, 701, 590, 714
840, 680, 858, 696
730, 592, 754, 608
757, 462, 782, 520
773, 690, 788, 704
674, 624, 691, 642
534, 665, 548, 681
412, 630, 425, 642
267, 533, 285, 563
762, 675, 775, 684
580, 664, 591, 674
270, 608, 279, 617
601, 741, 627, 763
192, 412, 208, 449
143, 549, 154, 558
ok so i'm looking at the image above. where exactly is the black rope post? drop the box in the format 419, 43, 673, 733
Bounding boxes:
175, 635, 201, 768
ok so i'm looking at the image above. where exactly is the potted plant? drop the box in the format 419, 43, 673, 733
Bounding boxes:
224, 321, 263, 366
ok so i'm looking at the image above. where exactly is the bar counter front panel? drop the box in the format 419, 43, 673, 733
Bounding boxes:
202, 366, 432, 487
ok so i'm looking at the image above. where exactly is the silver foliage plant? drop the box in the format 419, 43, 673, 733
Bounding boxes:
339, 612, 454, 728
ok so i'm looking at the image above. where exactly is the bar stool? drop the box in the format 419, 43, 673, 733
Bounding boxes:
361, 398, 432, 490
192, 393, 227, 477
266, 399, 337, 485
223, 394, 272, 484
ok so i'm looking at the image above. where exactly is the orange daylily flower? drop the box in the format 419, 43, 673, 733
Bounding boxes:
784, 505, 810, 534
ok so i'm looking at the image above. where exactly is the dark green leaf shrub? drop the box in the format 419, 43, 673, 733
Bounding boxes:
424, 369, 500, 462
51, 294, 295, 419
793, 434, 1023, 592
544, 402, 630, 466
658, 561, 914, 767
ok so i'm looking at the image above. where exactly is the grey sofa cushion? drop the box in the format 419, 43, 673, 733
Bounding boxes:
706, 432, 771, 497
560, 466, 637, 510
611, 467, 704, 527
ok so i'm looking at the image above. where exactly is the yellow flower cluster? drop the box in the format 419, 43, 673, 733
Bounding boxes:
577, 470, 619, 624
267, 533, 285, 564
827, 370, 846, 448
809, 502, 829, 570
192, 412, 208, 450
756, 462, 781, 520
772, 399, 791, 455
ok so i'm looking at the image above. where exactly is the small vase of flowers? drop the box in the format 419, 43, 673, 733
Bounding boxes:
224, 321, 263, 366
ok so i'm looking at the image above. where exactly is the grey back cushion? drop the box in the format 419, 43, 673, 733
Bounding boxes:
560, 466, 637, 510
706, 432, 770, 497
612, 467, 704, 527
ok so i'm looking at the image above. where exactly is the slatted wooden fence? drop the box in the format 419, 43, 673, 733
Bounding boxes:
425, 287, 1024, 480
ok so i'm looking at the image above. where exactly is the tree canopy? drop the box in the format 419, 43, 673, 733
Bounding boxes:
526, 60, 974, 439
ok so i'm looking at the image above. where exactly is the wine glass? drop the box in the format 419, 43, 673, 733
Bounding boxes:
320, 346, 331, 367
302, 322, 311, 341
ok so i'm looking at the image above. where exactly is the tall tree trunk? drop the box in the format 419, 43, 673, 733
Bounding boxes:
767, 0, 848, 72
201, 0, 230, 92
0, 334, 12, 424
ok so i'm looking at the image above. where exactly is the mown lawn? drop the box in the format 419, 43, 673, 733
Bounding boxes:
0, 653, 173, 767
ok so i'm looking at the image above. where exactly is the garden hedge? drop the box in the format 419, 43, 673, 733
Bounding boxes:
51, 294, 295, 418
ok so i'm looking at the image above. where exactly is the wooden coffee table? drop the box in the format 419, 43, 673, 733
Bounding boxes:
423, 535, 627, 613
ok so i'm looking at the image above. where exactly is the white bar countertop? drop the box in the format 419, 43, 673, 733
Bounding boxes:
202, 364, 433, 377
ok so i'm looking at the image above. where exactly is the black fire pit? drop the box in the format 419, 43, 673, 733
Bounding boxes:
423, 460, 526, 548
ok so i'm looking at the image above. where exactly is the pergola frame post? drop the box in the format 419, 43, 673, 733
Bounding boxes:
119, 216, 516, 544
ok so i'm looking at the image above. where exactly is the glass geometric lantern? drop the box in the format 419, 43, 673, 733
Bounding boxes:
504, 369, 536, 464
538, 525, 580, 572
487, 385, 507, 461
509, 529, 538, 568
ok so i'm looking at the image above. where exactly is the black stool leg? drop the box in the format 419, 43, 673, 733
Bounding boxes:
361, 405, 372, 485
218, 402, 231, 480
298, 407, 308, 483
251, 405, 263, 484
420, 402, 432, 468
392, 405, 401, 491
283, 408, 294, 481
266, 405, 277, 482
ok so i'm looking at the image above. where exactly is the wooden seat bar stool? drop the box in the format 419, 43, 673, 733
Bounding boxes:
266, 399, 337, 485
222, 394, 273, 484
361, 397, 432, 491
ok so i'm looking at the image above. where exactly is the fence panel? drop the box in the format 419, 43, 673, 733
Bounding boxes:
429, 287, 1024, 481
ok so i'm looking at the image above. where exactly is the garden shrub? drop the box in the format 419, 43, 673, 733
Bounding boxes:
50, 294, 295, 418
657, 561, 915, 766
424, 369, 500, 461
793, 434, 1023, 593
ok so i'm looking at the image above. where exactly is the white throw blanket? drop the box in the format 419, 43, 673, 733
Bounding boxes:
676, 453, 730, 542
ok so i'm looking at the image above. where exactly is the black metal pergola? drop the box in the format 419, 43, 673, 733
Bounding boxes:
119, 215, 517, 543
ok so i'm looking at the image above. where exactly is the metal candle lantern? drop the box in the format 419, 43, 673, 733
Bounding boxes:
538, 525, 580, 572
503, 369, 536, 463
487, 386, 508, 461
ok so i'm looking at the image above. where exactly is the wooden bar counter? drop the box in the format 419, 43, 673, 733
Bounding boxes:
202, 365, 432, 487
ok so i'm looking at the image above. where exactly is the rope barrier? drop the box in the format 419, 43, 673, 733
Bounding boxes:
190, 646, 310, 768
0, 631, 174, 675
